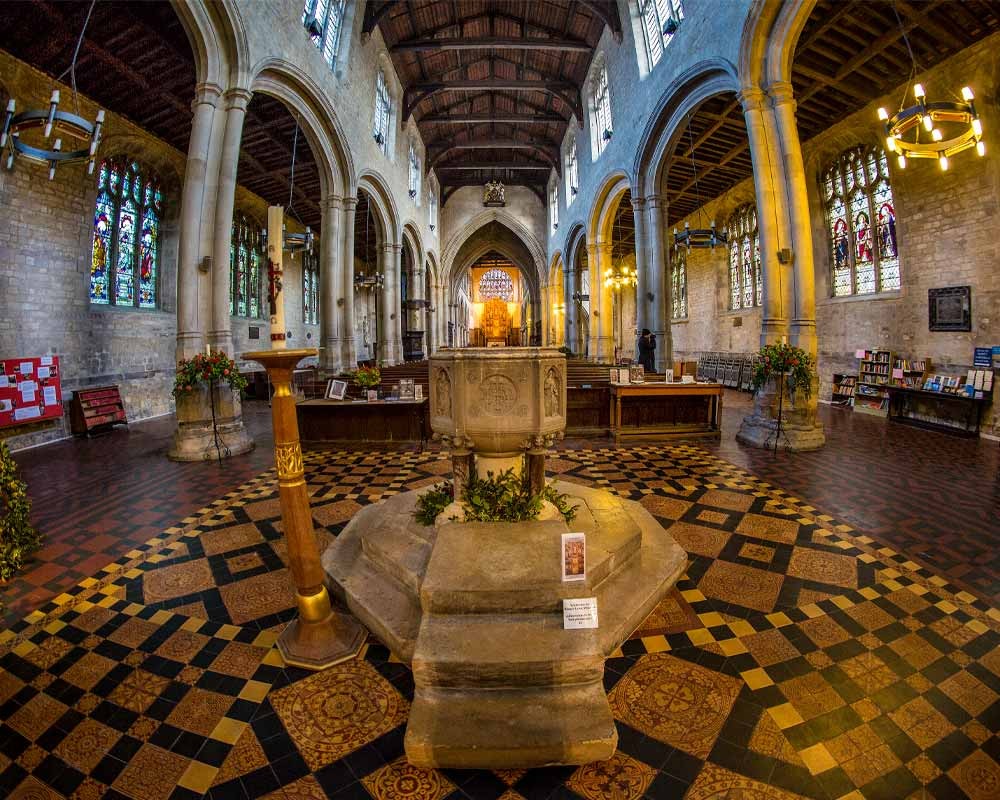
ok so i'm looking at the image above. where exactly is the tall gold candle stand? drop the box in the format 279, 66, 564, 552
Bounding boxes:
243, 347, 365, 669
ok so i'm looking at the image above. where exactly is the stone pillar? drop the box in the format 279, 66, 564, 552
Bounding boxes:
740, 87, 790, 346
208, 87, 252, 356
176, 82, 222, 361
646, 196, 671, 371
340, 196, 358, 370
319, 195, 342, 373
770, 81, 817, 357
736, 85, 824, 451
594, 241, 614, 363
631, 196, 649, 338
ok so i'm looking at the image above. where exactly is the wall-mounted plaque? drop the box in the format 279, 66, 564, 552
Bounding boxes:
929, 286, 971, 332
249, 326, 261, 340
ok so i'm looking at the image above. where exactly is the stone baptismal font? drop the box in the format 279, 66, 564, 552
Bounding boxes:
323, 348, 686, 768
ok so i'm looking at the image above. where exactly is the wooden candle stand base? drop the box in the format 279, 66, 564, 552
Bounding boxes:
244, 347, 365, 670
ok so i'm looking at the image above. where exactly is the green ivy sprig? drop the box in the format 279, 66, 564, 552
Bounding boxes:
750, 342, 814, 397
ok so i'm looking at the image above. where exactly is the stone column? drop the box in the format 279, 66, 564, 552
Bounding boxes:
176, 82, 222, 361
631, 196, 650, 338
340, 196, 358, 369
646, 196, 671, 371
319, 195, 342, 373
379, 243, 393, 365
594, 241, 614, 362
208, 87, 252, 356
740, 87, 790, 346
770, 81, 817, 357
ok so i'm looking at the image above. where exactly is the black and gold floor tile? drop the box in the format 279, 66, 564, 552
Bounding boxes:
2, 443, 998, 799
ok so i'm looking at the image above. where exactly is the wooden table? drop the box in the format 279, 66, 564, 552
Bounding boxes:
296, 398, 428, 444
609, 382, 723, 442
885, 385, 989, 437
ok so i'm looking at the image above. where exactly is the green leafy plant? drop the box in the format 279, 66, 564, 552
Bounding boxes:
414, 469, 577, 526
415, 482, 454, 526
353, 365, 381, 390
0, 441, 41, 582
750, 342, 814, 397
173, 351, 247, 398
557, 346, 574, 357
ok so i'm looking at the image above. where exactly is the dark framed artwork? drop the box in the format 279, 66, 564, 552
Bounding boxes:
928, 286, 971, 332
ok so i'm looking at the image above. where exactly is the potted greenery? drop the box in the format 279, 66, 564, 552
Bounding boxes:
353, 365, 381, 399
173, 351, 248, 399
749, 342, 814, 397
0, 440, 41, 583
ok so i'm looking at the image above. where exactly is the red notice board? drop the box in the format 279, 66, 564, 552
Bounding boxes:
0, 356, 63, 428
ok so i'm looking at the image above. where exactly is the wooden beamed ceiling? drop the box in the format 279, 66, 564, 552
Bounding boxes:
4, 1, 1000, 231
377, 0, 616, 202
664, 0, 1000, 227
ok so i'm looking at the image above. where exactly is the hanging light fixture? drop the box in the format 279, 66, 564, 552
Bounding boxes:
603, 203, 638, 290
1, 0, 105, 178
673, 114, 728, 251
262, 114, 314, 253
877, 3, 983, 171
354, 195, 383, 290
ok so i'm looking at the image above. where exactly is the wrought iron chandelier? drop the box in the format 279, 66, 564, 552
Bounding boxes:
1, 0, 105, 179
604, 203, 637, 290
354, 195, 382, 290
877, 2, 983, 171
673, 114, 727, 251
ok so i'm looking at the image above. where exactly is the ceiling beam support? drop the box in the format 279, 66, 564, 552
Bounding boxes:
361, 0, 396, 37
421, 113, 566, 124
391, 36, 591, 53
579, 0, 623, 43
435, 164, 552, 170
405, 80, 580, 120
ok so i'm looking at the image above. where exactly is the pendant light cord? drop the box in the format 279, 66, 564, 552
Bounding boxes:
287, 115, 302, 223
55, 0, 98, 115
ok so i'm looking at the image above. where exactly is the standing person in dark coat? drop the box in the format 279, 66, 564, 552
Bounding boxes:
638, 328, 656, 373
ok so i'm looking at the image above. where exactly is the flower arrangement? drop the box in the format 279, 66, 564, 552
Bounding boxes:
353, 365, 381, 390
173, 351, 248, 398
750, 342, 814, 396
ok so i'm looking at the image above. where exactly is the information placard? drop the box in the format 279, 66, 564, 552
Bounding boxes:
0, 356, 62, 428
563, 598, 599, 629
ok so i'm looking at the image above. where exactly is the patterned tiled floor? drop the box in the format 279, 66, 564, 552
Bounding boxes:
1, 444, 998, 799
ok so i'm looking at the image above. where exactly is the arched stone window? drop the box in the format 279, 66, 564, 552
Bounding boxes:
591, 64, 613, 157
639, 0, 684, 69
303, 0, 346, 69
822, 145, 899, 296
565, 138, 579, 206
428, 188, 438, 234
229, 212, 264, 319
550, 183, 559, 233
373, 69, 391, 155
91, 158, 163, 309
479, 269, 514, 302
303, 249, 319, 325
671, 247, 687, 319
727, 203, 761, 311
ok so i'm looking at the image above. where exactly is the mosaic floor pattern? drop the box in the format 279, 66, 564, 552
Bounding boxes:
1, 445, 998, 800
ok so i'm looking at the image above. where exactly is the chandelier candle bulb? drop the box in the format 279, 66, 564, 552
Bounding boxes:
922, 114, 934, 132
972, 118, 983, 137
977, 141, 986, 156
914, 83, 925, 99
886, 136, 896, 152
939, 154, 949, 170
897, 154, 906, 169
932, 129, 943, 142
878, 107, 889, 121
44, 90, 59, 138
962, 86, 975, 101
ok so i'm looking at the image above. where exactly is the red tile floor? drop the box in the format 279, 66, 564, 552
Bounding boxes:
4, 391, 998, 627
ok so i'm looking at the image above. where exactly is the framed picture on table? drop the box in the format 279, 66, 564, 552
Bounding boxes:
325, 379, 348, 400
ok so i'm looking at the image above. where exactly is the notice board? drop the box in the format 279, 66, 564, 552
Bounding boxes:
0, 356, 63, 428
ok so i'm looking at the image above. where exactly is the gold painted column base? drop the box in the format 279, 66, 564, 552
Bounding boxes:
278, 587, 366, 670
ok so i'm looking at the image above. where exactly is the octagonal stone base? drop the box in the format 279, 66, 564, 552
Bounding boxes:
322, 482, 686, 769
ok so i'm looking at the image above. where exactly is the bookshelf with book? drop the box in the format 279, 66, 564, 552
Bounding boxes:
831, 374, 857, 405
892, 357, 930, 388
854, 349, 893, 416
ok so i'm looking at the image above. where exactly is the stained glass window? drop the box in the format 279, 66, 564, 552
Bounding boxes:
303, 250, 319, 325
303, 0, 346, 69
592, 65, 613, 157
373, 70, 390, 155
408, 142, 420, 203
479, 269, 514, 301
229, 212, 265, 319
727, 203, 761, 311
822, 145, 899, 296
566, 139, 578, 206
91, 159, 162, 308
670, 246, 687, 319
640, 0, 684, 68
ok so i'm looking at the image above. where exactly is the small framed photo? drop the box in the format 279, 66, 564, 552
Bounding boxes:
664, 369, 674, 383
367, 389, 378, 402
415, 384, 424, 400
400, 378, 416, 400
629, 365, 645, 384
561, 532, 586, 582
326, 379, 347, 400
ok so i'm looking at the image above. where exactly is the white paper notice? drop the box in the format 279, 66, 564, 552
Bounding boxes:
19, 362, 32, 375
0, 376, 8, 389
563, 598, 599, 629
43, 386, 58, 406
681, 374, 696, 384
40, 356, 53, 366
19, 382, 37, 403
14, 406, 41, 421
37, 366, 50, 379
855, 349, 866, 359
